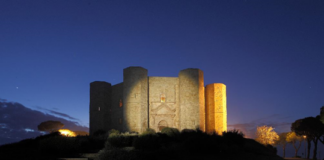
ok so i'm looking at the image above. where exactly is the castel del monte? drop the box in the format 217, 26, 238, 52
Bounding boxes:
89, 66, 227, 135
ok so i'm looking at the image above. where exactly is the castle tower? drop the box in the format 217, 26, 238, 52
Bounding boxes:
179, 69, 205, 131
123, 67, 148, 133
205, 83, 227, 135
89, 81, 112, 135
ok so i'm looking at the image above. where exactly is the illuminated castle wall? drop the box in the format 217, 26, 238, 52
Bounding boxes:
89, 67, 227, 135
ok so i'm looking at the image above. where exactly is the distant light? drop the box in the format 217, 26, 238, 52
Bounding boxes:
59, 129, 76, 137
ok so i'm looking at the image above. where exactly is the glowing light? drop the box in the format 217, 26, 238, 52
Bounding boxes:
59, 129, 76, 137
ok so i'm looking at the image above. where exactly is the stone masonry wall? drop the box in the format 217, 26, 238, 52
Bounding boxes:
111, 82, 124, 132
89, 81, 111, 135
90, 67, 227, 135
205, 83, 227, 135
123, 67, 148, 133
179, 69, 205, 131
148, 77, 179, 131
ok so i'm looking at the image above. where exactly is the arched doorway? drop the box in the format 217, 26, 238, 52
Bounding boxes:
158, 120, 168, 131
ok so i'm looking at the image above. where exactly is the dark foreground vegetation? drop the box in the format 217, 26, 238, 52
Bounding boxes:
0, 128, 283, 160
0, 132, 105, 160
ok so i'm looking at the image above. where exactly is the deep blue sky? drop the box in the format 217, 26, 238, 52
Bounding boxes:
1, 0, 324, 144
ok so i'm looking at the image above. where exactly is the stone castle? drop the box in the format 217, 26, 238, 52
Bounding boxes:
89, 67, 227, 135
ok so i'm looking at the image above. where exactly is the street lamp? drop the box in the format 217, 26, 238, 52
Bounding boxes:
303, 135, 307, 159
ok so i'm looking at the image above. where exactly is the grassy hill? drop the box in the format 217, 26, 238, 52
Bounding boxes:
0, 129, 284, 160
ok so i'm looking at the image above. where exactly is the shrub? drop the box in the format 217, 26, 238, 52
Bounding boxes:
133, 134, 160, 150
222, 129, 245, 147
161, 127, 180, 138
106, 134, 137, 148
93, 129, 109, 141
38, 136, 79, 157
179, 129, 197, 141
97, 149, 140, 160
93, 129, 107, 137
108, 129, 120, 136
141, 128, 156, 135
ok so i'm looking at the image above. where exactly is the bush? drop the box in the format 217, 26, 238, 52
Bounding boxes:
106, 134, 137, 148
97, 149, 140, 160
179, 129, 197, 141
93, 129, 107, 137
93, 129, 109, 141
108, 129, 120, 136
161, 127, 180, 138
38, 136, 79, 157
141, 128, 156, 135
133, 134, 160, 150
222, 129, 245, 147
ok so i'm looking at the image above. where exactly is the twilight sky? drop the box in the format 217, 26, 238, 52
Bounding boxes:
0, 0, 324, 146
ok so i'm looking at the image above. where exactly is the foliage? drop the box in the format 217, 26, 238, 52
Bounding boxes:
161, 127, 180, 138
141, 128, 156, 135
37, 120, 64, 133
274, 132, 289, 158
255, 125, 279, 145
286, 132, 302, 157
97, 149, 140, 160
108, 129, 120, 136
133, 134, 160, 150
222, 129, 245, 147
0, 129, 284, 160
38, 136, 79, 157
106, 133, 137, 148
93, 129, 107, 136
291, 117, 324, 159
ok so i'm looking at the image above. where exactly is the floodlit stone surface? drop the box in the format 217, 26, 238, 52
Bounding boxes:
205, 83, 227, 135
89, 67, 226, 134
148, 77, 179, 131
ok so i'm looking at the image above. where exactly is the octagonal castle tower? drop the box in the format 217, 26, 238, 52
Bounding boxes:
89, 67, 226, 135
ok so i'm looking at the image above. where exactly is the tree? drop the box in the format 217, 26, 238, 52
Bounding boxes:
291, 117, 324, 160
37, 120, 64, 133
286, 132, 302, 157
255, 125, 279, 146
275, 132, 289, 158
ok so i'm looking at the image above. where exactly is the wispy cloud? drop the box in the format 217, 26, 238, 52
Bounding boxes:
0, 100, 88, 145
34, 106, 79, 121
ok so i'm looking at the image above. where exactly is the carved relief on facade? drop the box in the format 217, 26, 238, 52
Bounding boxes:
149, 103, 176, 131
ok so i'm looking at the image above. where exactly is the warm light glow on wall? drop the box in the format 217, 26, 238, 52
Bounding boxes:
205, 83, 227, 135
59, 129, 76, 137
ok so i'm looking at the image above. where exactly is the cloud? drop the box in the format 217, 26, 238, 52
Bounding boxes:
0, 98, 7, 102
228, 114, 292, 139
0, 100, 88, 145
34, 106, 78, 121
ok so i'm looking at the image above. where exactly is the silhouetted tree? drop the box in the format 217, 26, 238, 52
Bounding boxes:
286, 132, 302, 157
37, 120, 64, 133
255, 125, 279, 145
291, 117, 324, 160
275, 132, 289, 158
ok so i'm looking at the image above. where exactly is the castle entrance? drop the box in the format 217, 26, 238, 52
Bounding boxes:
158, 120, 168, 131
